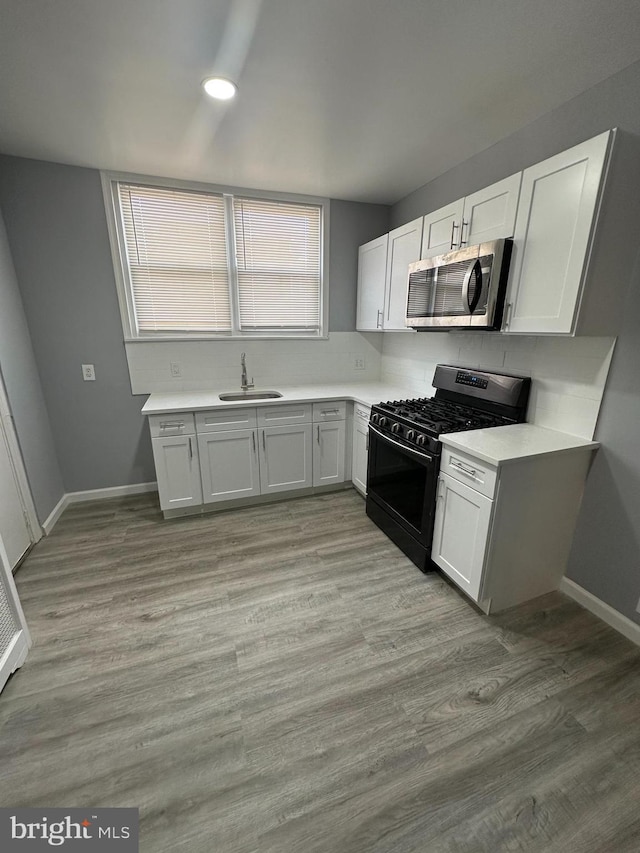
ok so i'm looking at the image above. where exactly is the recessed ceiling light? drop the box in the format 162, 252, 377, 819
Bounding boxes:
202, 77, 238, 100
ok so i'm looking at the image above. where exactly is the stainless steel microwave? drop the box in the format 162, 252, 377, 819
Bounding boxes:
406, 238, 512, 330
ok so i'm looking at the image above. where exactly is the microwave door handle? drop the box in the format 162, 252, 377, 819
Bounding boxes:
461, 259, 482, 314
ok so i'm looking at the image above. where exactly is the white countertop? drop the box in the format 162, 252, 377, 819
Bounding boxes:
440, 423, 599, 466
141, 382, 416, 415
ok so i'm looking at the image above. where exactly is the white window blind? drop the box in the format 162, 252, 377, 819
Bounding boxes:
234, 197, 321, 331
118, 183, 232, 333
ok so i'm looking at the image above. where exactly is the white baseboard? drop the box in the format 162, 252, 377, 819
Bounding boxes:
42, 493, 68, 535
42, 482, 157, 534
65, 482, 157, 504
560, 577, 640, 647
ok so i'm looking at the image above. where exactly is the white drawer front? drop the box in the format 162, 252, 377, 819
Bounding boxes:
441, 447, 497, 498
196, 408, 257, 433
149, 413, 195, 437
312, 401, 346, 422
354, 403, 371, 423
257, 403, 312, 426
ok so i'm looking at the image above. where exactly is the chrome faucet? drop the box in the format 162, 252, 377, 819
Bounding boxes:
240, 352, 254, 391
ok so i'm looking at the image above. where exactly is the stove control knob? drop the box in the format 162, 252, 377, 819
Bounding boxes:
378, 417, 388, 428
370, 413, 379, 425
391, 422, 401, 434
416, 434, 427, 447
407, 429, 416, 442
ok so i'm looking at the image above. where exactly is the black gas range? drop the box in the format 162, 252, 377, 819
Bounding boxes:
366, 365, 530, 571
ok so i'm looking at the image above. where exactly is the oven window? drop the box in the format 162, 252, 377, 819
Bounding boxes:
369, 437, 428, 531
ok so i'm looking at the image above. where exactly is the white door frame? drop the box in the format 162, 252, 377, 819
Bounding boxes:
0, 371, 42, 553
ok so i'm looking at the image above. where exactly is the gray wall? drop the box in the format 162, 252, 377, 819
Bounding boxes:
329, 200, 389, 330
0, 210, 64, 521
391, 57, 640, 624
0, 157, 389, 493
0, 158, 155, 493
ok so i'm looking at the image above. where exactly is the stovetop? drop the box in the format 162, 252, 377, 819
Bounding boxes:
369, 366, 530, 456
376, 397, 512, 434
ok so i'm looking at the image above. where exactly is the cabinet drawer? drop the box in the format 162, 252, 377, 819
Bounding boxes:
149, 412, 195, 437
354, 403, 371, 423
312, 401, 346, 422
257, 403, 312, 426
196, 408, 257, 433
441, 447, 497, 498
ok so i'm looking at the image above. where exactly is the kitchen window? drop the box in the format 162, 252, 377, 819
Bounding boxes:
103, 175, 326, 339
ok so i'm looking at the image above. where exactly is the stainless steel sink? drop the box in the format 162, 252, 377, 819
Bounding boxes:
218, 391, 283, 401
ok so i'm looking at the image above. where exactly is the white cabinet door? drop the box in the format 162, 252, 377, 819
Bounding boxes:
351, 411, 369, 496
198, 430, 260, 503
505, 131, 610, 334
384, 218, 422, 330
259, 424, 313, 494
152, 434, 202, 511
421, 199, 464, 258
462, 173, 521, 246
313, 420, 346, 487
356, 234, 388, 330
432, 472, 493, 602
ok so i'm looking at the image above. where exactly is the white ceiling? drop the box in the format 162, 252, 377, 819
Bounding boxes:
2, 0, 640, 204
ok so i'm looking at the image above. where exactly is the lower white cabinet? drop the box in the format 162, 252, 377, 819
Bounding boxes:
198, 429, 260, 503
431, 472, 493, 601
150, 400, 349, 514
259, 424, 313, 494
313, 420, 345, 487
432, 442, 595, 613
351, 404, 370, 496
152, 434, 202, 511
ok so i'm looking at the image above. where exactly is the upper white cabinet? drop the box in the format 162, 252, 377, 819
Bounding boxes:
421, 200, 465, 258
356, 234, 388, 330
504, 131, 611, 335
421, 174, 522, 259
357, 220, 421, 331
384, 219, 424, 330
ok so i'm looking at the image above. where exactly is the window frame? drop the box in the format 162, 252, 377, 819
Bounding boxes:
101, 171, 330, 341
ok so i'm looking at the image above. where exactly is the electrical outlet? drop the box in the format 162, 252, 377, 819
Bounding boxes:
354, 357, 365, 370
82, 364, 95, 381
170, 362, 182, 378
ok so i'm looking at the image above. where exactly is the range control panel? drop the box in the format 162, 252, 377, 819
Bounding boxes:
455, 371, 488, 389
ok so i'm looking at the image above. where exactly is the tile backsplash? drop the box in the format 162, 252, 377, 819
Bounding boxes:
380, 332, 616, 439
126, 332, 383, 394
128, 329, 615, 440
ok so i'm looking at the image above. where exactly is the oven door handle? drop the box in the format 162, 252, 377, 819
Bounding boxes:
369, 425, 434, 463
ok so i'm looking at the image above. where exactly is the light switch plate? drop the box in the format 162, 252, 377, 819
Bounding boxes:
170, 361, 182, 378
82, 364, 95, 381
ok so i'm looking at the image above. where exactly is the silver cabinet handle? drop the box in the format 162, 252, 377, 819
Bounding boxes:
459, 220, 469, 246
161, 421, 185, 430
252, 431, 256, 455
376, 309, 383, 328
504, 301, 513, 329
188, 436, 193, 459
262, 430, 266, 451
317, 424, 320, 443
450, 221, 460, 249
320, 409, 340, 416
451, 460, 477, 478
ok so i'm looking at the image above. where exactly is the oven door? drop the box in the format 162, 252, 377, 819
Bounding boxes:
366, 424, 439, 550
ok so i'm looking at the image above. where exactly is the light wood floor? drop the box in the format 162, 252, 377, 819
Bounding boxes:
1, 490, 639, 852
